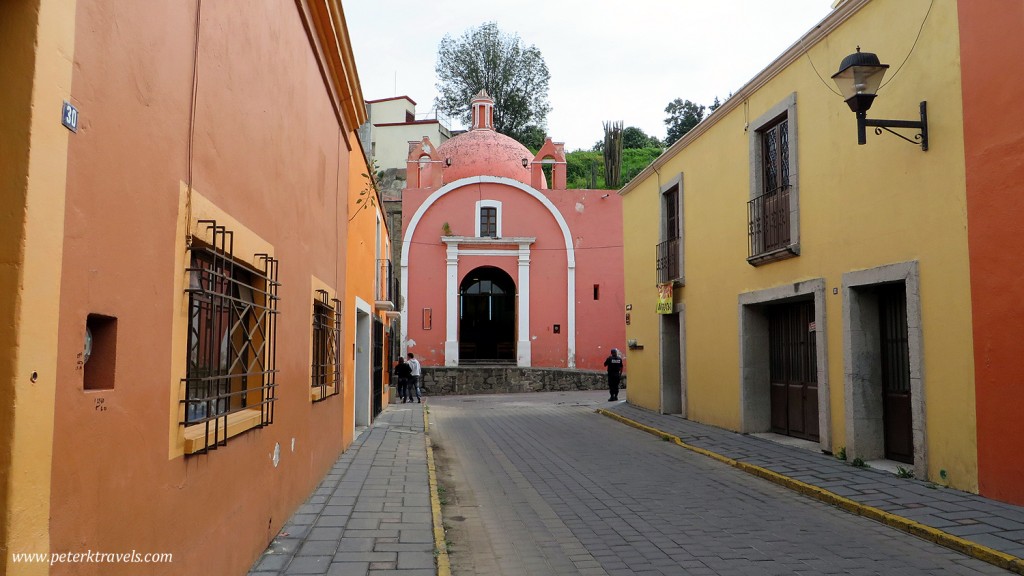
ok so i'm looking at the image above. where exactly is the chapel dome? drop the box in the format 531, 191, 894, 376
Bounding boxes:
436, 90, 533, 186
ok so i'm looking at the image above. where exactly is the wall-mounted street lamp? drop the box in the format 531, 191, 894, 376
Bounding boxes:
521, 158, 529, 168
445, 157, 452, 167
832, 47, 928, 151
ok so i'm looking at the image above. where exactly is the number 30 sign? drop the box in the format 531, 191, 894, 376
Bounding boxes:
62, 100, 79, 133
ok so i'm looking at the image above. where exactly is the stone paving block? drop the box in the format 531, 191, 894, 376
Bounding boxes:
338, 529, 399, 539
342, 517, 380, 530
306, 527, 344, 541
396, 550, 435, 569
280, 524, 311, 539
324, 562, 368, 576
313, 516, 349, 528
351, 511, 402, 522
289, 514, 318, 526
297, 540, 341, 557
372, 542, 435, 552
322, 505, 353, 516
265, 538, 303, 556
331, 552, 396, 563
254, 553, 289, 571
283, 555, 331, 575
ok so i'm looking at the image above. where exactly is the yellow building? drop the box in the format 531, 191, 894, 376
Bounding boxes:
621, 0, 975, 491
0, 1, 391, 574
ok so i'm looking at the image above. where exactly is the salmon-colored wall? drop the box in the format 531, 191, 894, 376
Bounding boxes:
959, 0, 1024, 506
50, 2, 354, 575
403, 180, 624, 371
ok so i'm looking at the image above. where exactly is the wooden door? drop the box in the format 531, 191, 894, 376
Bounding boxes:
879, 284, 913, 463
769, 301, 819, 441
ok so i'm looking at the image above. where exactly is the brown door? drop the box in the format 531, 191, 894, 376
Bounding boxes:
879, 284, 913, 463
769, 301, 819, 441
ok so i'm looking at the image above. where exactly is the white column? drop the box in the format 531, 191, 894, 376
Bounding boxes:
400, 263, 409, 356
444, 242, 459, 366
567, 265, 576, 368
517, 242, 532, 367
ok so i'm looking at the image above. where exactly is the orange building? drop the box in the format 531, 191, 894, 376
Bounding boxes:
959, 1, 1024, 506
1, 1, 390, 575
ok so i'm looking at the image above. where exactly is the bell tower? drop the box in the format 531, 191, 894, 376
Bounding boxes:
471, 90, 495, 130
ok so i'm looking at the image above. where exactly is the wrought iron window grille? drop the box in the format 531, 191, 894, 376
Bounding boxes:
748, 118, 792, 259
312, 289, 341, 402
181, 219, 280, 454
656, 237, 681, 284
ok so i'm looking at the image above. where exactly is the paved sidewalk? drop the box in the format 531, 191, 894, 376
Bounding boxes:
600, 401, 1024, 574
248, 403, 437, 576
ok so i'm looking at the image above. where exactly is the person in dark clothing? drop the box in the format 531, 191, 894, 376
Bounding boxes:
394, 357, 412, 403
603, 348, 624, 401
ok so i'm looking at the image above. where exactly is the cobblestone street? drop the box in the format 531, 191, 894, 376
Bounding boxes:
428, 391, 1012, 576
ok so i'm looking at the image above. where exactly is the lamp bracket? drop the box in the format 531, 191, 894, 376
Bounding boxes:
857, 101, 928, 151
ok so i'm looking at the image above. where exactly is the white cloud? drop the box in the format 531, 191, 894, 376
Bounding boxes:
344, 1, 833, 151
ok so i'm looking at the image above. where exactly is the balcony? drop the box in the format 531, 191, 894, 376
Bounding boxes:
656, 237, 681, 284
375, 259, 398, 311
747, 187, 793, 263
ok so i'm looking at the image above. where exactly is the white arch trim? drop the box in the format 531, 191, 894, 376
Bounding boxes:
400, 176, 577, 367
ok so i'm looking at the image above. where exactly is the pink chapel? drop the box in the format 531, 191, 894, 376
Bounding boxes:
400, 91, 626, 370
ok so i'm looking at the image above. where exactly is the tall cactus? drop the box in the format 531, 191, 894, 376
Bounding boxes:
603, 121, 623, 189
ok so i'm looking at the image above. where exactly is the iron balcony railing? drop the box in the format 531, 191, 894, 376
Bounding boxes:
656, 237, 681, 284
747, 187, 791, 258
376, 258, 398, 308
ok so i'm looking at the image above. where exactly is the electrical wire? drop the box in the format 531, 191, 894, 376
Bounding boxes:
184, 0, 202, 247
806, 52, 844, 97
879, 0, 934, 91
804, 0, 934, 97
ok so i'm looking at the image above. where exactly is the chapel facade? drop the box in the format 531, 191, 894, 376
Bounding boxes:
400, 92, 625, 370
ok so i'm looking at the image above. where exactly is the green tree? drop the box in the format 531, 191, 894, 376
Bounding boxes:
518, 124, 547, 152
664, 98, 706, 146
435, 22, 551, 146
622, 126, 662, 150
709, 96, 723, 112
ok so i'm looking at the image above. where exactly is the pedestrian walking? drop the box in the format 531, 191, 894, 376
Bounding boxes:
394, 357, 412, 403
407, 352, 422, 403
603, 348, 624, 401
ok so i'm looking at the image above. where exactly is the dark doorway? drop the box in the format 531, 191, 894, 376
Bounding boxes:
372, 318, 384, 420
879, 283, 913, 463
459, 266, 515, 363
768, 300, 819, 441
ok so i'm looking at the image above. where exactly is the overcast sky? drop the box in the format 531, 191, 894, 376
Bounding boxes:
344, 1, 836, 152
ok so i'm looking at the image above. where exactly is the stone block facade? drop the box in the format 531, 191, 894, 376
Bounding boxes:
416, 367, 627, 396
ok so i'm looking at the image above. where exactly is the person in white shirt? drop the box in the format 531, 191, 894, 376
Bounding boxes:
406, 352, 422, 403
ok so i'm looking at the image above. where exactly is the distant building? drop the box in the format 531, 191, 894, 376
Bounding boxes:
360, 96, 452, 175
400, 91, 625, 370
359, 96, 453, 361
620, 0, 1024, 506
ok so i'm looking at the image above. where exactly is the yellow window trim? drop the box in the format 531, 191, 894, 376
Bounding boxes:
310, 275, 340, 404
311, 385, 339, 403
182, 408, 263, 455
170, 182, 276, 459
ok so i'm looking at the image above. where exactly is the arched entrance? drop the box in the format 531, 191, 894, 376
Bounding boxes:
459, 266, 516, 363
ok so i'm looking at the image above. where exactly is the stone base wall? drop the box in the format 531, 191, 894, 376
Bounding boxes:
417, 366, 627, 396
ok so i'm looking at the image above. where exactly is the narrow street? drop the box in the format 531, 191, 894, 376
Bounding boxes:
428, 391, 1010, 576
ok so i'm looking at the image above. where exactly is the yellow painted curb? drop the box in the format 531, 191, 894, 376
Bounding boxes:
424, 407, 452, 576
596, 408, 1024, 575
